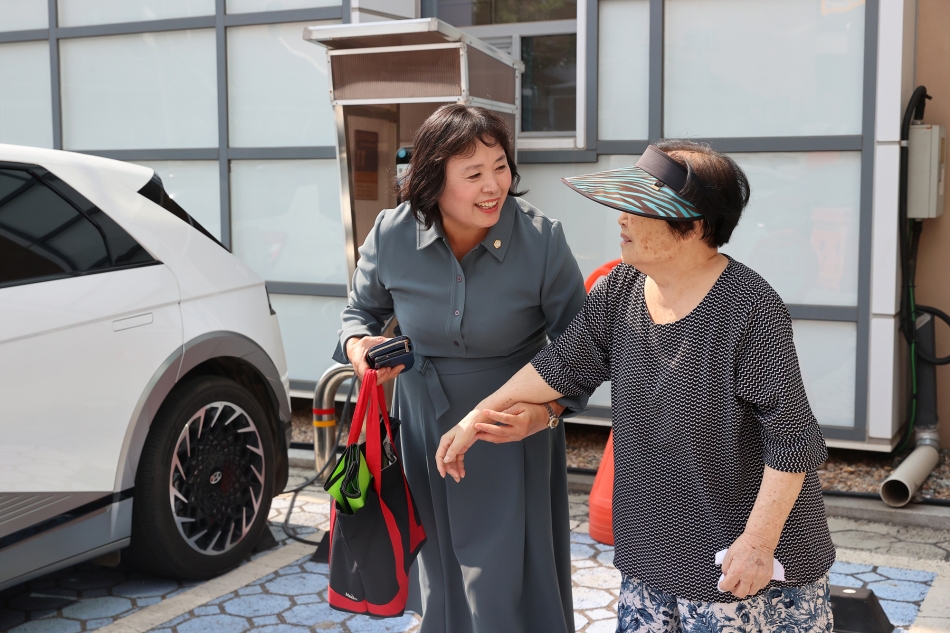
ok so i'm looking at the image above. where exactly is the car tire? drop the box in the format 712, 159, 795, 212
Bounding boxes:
126, 376, 276, 579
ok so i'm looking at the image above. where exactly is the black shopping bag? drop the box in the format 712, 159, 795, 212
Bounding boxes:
327, 369, 426, 617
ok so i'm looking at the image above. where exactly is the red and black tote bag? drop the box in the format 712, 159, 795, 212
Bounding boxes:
327, 369, 427, 617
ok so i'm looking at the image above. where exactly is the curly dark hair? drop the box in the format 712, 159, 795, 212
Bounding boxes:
653, 139, 751, 248
399, 104, 525, 229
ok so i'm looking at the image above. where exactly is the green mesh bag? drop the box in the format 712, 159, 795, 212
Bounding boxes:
324, 443, 372, 514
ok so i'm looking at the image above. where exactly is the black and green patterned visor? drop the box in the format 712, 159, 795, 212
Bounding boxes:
561, 145, 701, 220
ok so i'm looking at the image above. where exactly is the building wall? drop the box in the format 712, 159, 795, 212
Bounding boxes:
912, 0, 950, 448
0, 0, 906, 444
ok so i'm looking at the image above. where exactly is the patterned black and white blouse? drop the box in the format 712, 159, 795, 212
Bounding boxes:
532, 257, 835, 602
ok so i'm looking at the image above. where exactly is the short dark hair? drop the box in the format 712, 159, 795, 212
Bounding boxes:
653, 139, 750, 248
400, 104, 525, 229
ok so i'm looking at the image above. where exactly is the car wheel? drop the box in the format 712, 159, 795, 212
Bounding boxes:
127, 376, 276, 578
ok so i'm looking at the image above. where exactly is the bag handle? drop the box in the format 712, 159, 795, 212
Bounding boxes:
363, 371, 398, 491
346, 370, 375, 446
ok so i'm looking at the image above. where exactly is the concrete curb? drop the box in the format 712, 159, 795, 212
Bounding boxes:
822, 495, 950, 530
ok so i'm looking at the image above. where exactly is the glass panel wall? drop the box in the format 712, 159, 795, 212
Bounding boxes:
270, 294, 348, 382
436, 0, 576, 26
227, 21, 338, 148
60, 30, 217, 150
0, 0, 48, 31
598, 0, 649, 141
230, 159, 346, 285
0, 42, 53, 148
722, 151, 862, 306
132, 161, 222, 239
58, 0, 215, 27
521, 34, 576, 133
793, 320, 857, 428
664, 0, 865, 138
519, 155, 638, 278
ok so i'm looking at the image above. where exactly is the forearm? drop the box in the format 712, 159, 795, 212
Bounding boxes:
744, 466, 806, 549
474, 364, 563, 415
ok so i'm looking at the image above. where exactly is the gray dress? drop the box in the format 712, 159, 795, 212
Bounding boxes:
333, 196, 586, 633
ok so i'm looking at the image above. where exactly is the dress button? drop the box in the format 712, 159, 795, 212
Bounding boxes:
453, 341, 460, 346
454, 310, 460, 316
457, 276, 462, 282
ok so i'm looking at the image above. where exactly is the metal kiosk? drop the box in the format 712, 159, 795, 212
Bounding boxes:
303, 18, 523, 474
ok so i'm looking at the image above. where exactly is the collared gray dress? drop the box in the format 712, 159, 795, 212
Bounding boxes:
333, 196, 586, 633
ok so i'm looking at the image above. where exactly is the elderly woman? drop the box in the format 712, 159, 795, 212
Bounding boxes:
334, 104, 586, 633
438, 140, 836, 632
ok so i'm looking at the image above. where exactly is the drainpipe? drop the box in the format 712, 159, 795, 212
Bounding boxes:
880, 313, 941, 507
312, 364, 356, 479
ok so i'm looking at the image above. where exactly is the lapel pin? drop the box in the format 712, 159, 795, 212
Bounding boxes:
494, 239, 502, 249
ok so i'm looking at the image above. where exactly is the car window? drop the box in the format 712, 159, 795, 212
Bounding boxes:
0, 166, 157, 289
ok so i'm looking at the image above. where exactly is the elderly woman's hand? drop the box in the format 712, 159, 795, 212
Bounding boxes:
473, 403, 552, 443
345, 335, 405, 384
719, 531, 777, 599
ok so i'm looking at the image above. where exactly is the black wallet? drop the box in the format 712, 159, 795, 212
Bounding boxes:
366, 335, 414, 372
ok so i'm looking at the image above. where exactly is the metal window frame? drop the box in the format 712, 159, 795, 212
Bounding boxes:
0, 0, 346, 298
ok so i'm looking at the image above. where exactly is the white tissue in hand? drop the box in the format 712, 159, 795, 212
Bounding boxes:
714, 548, 785, 592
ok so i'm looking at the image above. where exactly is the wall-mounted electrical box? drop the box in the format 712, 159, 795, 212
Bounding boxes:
908, 123, 946, 219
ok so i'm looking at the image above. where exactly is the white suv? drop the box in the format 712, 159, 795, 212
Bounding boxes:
0, 144, 292, 591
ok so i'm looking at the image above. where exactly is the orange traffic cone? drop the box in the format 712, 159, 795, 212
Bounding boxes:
582, 260, 620, 547
588, 430, 614, 545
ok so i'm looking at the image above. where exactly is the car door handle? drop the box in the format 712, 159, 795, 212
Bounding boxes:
113, 313, 153, 332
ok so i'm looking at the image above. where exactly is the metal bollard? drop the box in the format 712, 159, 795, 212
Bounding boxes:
312, 364, 356, 479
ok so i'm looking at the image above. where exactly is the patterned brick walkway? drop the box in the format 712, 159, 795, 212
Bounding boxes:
1, 468, 947, 633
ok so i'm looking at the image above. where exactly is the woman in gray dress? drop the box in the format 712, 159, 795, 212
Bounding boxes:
333, 104, 586, 633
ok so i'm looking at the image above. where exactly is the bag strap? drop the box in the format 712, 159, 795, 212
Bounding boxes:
347, 369, 376, 446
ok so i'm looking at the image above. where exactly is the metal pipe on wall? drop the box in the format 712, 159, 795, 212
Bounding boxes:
880, 313, 942, 507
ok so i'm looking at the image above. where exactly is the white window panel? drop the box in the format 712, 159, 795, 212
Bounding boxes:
597, 0, 649, 141
270, 294, 347, 382
227, 0, 340, 13
0, 41, 52, 148
60, 30, 217, 150
792, 320, 856, 428
0, 0, 47, 31
227, 21, 338, 148
58, 0, 214, 28
664, 0, 865, 138
520, 156, 639, 418
132, 161, 221, 240
519, 155, 638, 279
722, 151, 861, 307
230, 159, 347, 285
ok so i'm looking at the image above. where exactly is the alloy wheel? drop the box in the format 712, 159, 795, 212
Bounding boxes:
168, 401, 266, 555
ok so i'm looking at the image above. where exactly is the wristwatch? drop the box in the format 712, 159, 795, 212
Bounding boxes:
542, 402, 560, 429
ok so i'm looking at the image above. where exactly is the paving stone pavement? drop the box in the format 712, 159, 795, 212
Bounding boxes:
2, 468, 948, 633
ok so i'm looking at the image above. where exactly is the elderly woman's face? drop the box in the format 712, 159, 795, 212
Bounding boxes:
618, 212, 695, 268
438, 139, 511, 232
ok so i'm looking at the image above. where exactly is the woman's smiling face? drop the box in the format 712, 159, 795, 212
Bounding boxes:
438, 138, 512, 232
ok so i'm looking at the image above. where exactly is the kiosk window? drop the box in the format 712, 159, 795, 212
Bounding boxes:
521, 34, 577, 133
437, 0, 576, 25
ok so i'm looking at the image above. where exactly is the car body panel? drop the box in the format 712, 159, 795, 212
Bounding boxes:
0, 499, 132, 593
0, 265, 183, 493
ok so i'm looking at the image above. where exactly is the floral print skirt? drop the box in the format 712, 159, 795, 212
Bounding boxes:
616, 573, 833, 633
